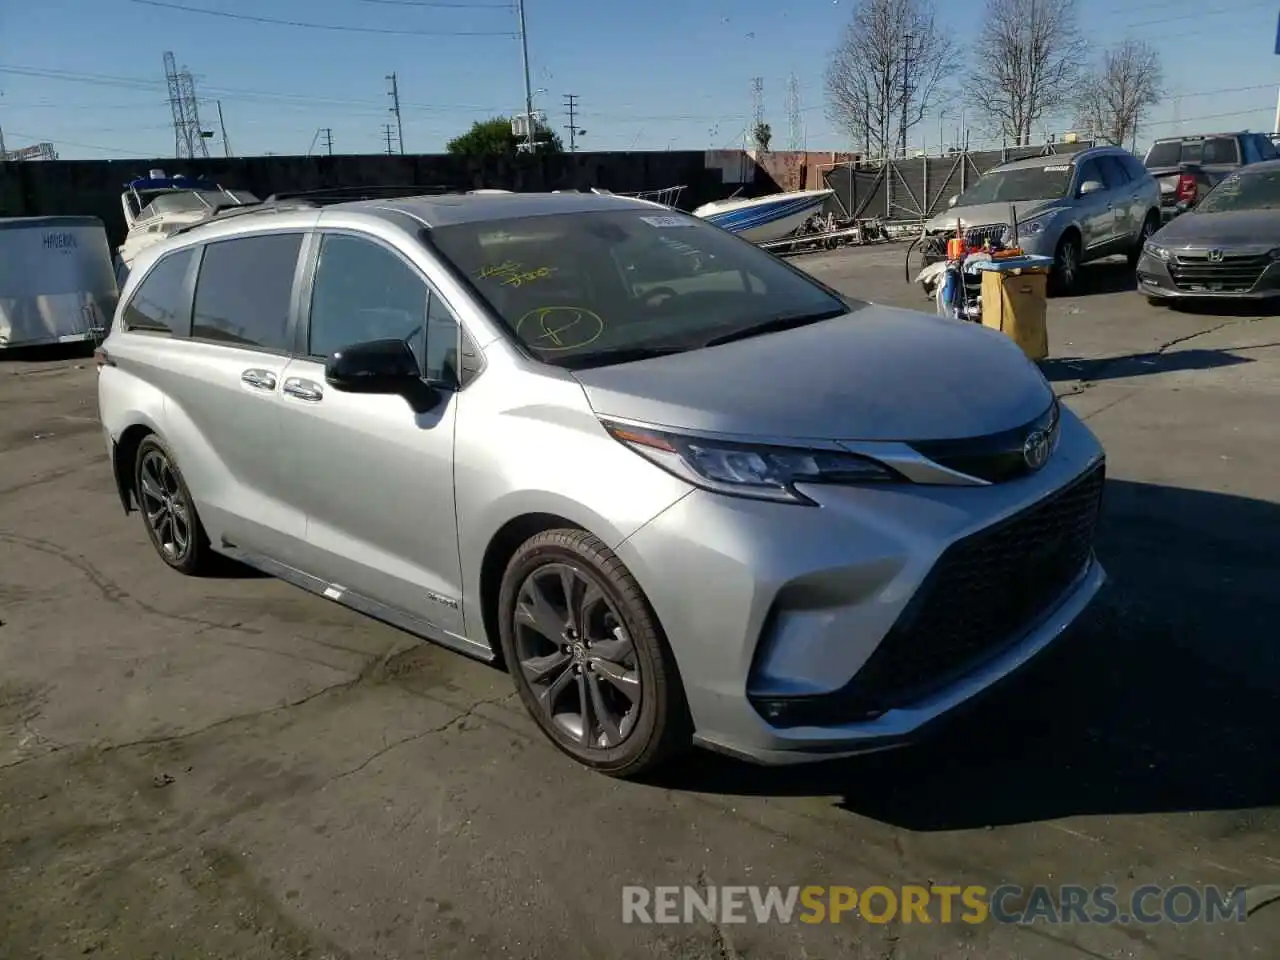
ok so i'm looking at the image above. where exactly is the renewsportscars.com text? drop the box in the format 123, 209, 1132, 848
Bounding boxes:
622, 884, 1248, 926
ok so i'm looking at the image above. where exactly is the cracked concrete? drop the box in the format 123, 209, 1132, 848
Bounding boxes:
1, 252, 1277, 959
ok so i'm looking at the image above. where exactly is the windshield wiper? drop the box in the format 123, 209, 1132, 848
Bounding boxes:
558, 344, 688, 369
702, 307, 848, 347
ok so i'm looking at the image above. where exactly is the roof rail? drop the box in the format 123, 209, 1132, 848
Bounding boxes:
263, 184, 460, 204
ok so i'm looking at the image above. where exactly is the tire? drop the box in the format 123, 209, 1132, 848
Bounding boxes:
497, 528, 691, 778
1050, 232, 1081, 296
1128, 213, 1159, 268
134, 435, 212, 575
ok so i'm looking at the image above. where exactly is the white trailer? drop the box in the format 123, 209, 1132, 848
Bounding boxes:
0, 216, 118, 350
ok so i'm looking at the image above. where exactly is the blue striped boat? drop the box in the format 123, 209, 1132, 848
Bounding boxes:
692, 189, 834, 243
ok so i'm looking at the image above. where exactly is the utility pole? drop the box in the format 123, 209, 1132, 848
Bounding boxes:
900, 33, 912, 158
322, 127, 333, 156
387, 72, 404, 154
563, 93, 582, 152
383, 123, 395, 155
217, 100, 232, 158
516, 0, 535, 151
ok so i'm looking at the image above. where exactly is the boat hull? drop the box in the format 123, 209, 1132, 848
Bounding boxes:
694, 191, 832, 243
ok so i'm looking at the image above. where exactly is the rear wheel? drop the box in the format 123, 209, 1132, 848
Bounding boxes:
497, 528, 691, 778
1129, 212, 1160, 268
134, 436, 212, 575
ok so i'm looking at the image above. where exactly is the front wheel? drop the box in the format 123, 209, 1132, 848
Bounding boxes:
1050, 232, 1081, 296
497, 528, 691, 778
1128, 213, 1159, 268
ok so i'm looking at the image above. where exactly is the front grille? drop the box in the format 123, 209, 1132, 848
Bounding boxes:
965, 223, 1008, 247
844, 461, 1105, 711
1169, 253, 1270, 292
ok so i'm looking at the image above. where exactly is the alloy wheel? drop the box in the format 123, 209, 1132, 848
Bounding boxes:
512, 562, 642, 749
1057, 239, 1079, 290
138, 449, 191, 561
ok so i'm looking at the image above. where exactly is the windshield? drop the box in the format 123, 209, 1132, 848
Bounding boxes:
1196, 169, 1280, 213
1145, 137, 1239, 168
428, 210, 851, 368
955, 164, 1073, 205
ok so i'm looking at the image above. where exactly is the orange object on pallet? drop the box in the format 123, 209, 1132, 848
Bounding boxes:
946, 236, 968, 260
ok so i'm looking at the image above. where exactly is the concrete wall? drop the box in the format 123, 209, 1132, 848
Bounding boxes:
0, 151, 753, 247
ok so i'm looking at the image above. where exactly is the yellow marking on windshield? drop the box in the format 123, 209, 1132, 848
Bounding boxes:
515, 306, 604, 351
475, 260, 558, 287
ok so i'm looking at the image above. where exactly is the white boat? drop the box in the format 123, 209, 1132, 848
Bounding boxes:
692, 188, 834, 243
115, 170, 259, 279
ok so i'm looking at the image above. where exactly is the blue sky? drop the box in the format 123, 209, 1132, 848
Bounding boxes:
0, 0, 1277, 159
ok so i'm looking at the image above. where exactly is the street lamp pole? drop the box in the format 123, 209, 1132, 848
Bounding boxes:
517, 0, 535, 151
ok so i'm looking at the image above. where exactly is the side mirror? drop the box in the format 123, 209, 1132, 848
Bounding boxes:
325, 338, 426, 396
947, 194, 958, 207
1079, 180, 1104, 196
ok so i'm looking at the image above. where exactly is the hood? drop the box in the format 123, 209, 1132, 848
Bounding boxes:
1152, 210, 1280, 249
925, 199, 1059, 233
571, 305, 1054, 442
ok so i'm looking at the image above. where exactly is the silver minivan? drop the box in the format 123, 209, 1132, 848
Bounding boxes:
97, 191, 1107, 777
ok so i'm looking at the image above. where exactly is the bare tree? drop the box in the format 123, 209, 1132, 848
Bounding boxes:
1075, 39, 1163, 148
971, 0, 1087, 146
825, 0, 958, 159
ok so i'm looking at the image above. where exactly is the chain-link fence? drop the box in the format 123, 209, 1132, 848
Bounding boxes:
820, 140, 1097, 224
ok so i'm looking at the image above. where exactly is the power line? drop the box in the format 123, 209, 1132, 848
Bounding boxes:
127, 0, 518, 36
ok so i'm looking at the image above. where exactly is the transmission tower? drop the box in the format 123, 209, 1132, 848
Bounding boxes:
750, 77, 764, 140
785, 73, 802, 151
163, 52, 209, 159
386, 73, 404, 154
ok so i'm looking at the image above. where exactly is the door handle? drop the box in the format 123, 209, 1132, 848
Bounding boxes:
282, 377, 323, 402
240, 368, 277, 391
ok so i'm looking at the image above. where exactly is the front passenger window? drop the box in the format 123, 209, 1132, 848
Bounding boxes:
309, 234, 429, 361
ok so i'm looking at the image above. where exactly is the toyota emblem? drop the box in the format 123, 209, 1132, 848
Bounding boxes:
1207, 249, 1225, 263
1022, 429, 1051, 471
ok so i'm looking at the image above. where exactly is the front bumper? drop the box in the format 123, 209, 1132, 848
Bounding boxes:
615, 409, 1107, 765
1137, 251, 1280, 300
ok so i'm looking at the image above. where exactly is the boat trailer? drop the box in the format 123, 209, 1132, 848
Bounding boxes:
756, 212, 892, 255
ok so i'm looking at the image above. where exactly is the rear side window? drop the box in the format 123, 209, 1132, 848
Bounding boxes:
121, 248, 193, 335
1202, 137, 1241, 164
1257, 135, 1279, 160
192, 233, 303, 351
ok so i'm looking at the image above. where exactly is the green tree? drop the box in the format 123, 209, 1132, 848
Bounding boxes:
753, 121, 773, 152
446, 117, 563, 156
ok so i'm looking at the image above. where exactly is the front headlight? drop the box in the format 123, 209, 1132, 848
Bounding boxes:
1144, 240, 1170, 261
602, 421, 901, 505
1016, 214, 1053, 236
